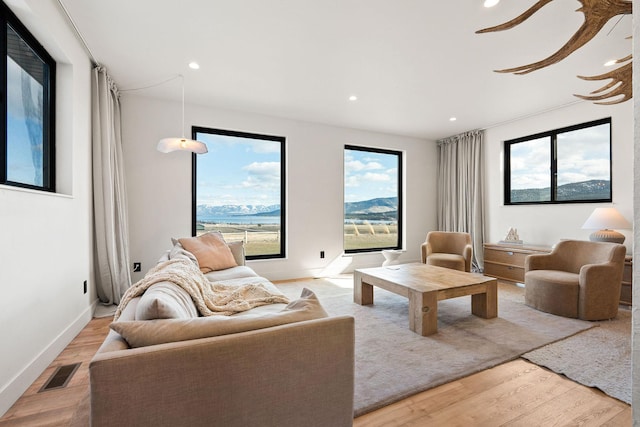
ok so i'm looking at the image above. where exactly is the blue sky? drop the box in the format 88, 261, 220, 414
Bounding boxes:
195, 132, 281, 206
195, 134, 399, 207
344, 149, 398, 203
510, 123, 610, 190
6, 57, 42, 186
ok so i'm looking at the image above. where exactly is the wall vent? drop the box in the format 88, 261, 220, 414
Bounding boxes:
39, 363, 81, 392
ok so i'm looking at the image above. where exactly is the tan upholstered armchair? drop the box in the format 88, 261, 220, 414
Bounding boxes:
524, 240, 626, 320
421, 231, 473, 272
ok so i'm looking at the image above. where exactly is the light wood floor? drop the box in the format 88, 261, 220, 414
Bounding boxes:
0, 316, 631, 426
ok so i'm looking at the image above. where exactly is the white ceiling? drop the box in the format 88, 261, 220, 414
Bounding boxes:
59, 0, 631, 140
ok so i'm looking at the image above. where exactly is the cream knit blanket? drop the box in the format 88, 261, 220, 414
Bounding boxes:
114, 258, 289, 320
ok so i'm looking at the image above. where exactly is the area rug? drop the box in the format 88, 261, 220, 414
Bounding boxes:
522, 308, 631, 404
276, 277, 595, 417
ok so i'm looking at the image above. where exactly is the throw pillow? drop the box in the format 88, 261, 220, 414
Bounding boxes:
135, 282, 199, 320
168, 241, 199, 266
112, 288, 327, 348
178, 231, 237, 273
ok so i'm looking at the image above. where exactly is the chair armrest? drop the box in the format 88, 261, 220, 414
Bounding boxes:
579, 262, 624, 292
524, 253, 560, 272
462, 244, 473, 272
90, 316, 355, 427
421, 242, 431, 263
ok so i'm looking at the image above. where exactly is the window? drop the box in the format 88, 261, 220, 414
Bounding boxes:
344, 145, 402, 253
1, 4, 55, 191
504, 118, 611, 205
192, 127, 285, 260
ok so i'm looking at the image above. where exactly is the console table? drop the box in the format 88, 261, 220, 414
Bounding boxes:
483, 242, 632, 306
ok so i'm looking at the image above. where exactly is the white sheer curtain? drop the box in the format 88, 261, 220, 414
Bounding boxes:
92, 66, 131, 304
437, 130, 485, 271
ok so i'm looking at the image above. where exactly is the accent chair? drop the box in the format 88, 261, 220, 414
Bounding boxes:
524, 239, 626, 320
421, 231, 473, 272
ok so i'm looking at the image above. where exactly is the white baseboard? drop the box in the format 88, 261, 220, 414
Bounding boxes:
0, 301, 96, 417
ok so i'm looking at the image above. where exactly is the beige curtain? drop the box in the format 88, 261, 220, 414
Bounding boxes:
92, 66, 131, 304
437, 130, 485, 271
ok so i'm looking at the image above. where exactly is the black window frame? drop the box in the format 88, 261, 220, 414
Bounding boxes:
504, 117, 612, 205
1, 2, 56, 192
344, 144, 403, 254
191, 126, 286, 260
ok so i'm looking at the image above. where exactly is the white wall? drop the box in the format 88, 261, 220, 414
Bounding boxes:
0, 0, 94, 417
121, 95, 437, 282
484, 101, 633, 253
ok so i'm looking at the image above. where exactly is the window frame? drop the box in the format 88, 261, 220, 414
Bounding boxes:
504, 117, 612, 205
191, 126, 286, 260
344, 144, 403, 254
1, 2, 56, 192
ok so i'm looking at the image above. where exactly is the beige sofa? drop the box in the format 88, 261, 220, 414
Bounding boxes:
89, 238, 355, 427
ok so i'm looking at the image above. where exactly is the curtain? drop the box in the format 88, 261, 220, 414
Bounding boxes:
92, 66, 131, 304
437, 130, 485, 271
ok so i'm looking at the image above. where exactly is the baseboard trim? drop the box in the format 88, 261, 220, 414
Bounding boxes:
0, 301, 95, 417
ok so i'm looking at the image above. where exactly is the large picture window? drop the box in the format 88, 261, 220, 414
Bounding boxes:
504, 118, 611, 205
344, 145, 402, 253
1, 4, 55, 191
192, 127, 285, 260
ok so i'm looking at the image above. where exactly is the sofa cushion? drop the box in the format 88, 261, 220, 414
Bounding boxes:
111, 288, 327, 348
135, 282, 199, 320
178, 232, 237, 273
205, 266, 259, 282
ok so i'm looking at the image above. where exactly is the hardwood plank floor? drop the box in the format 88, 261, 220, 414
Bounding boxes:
1, 314, 631, 426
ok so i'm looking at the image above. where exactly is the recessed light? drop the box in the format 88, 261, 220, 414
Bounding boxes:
188, 62, 200, 70
604, 59, 617, 67
349, 95, 358, 101
484, 0, 500, 7
449, 117, 457, 122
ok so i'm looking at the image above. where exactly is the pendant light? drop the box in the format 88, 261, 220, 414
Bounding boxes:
157, 74, 208, 154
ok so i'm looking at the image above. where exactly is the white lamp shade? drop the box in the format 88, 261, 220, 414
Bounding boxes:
581, 207, 631, 230
157, 137, 208, 154
582, 207, 631, 244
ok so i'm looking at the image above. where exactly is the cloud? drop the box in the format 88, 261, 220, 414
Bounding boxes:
363, 172, 391, 182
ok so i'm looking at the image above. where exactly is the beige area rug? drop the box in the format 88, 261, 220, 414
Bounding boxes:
275, 277, 595, 417
522, 308, 631, 404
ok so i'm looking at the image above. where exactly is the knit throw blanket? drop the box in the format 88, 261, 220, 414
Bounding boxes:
114, 258, 290, 320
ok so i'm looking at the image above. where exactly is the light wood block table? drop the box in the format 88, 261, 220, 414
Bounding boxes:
354, 263, 498, 336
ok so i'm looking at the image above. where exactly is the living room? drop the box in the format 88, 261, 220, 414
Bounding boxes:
0, 0, 637, 424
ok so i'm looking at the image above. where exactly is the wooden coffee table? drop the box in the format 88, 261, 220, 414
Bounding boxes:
354, 263, 497, 336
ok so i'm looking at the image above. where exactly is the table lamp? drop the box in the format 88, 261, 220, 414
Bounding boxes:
581, 207, 631, 244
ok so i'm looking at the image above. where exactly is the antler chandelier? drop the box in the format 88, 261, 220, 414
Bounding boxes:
477, 0, 632, 105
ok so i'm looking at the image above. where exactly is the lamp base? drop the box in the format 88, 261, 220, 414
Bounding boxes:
589, 229, 625, 244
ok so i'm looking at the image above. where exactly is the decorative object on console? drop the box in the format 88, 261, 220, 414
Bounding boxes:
476, 0, 632, 104
381, 249, 402, 267
500, 227, 522, 244
156, 74, 208, 154
581, 207, 631, 244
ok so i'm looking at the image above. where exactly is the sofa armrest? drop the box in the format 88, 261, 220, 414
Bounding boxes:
90, 316, 355, 427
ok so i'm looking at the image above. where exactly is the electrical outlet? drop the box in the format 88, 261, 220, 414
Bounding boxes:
133, 262, 141, 272
83, 280, 87, 294
320, 251, 325, 259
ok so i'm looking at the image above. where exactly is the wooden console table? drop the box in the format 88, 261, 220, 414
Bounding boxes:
483, 242, 632, 306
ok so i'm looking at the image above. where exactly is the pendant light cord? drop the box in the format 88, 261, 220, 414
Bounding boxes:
120, 74, 186, 137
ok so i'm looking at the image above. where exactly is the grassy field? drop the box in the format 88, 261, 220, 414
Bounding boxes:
198, 221, 398, 255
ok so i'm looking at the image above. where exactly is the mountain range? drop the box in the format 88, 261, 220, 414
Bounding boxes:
510, 179, 610, 203
196, 196, 398, 220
